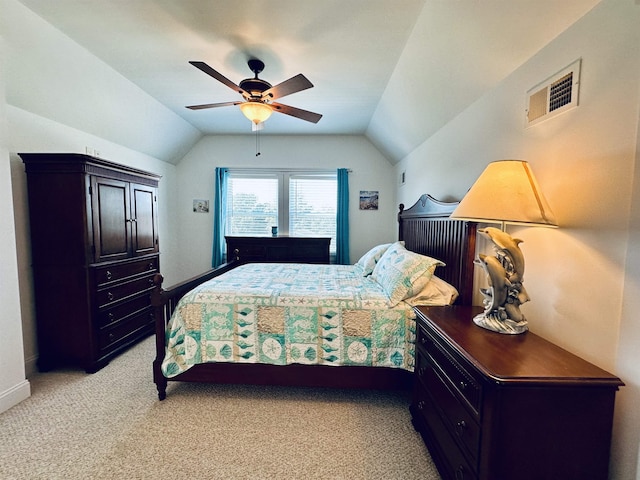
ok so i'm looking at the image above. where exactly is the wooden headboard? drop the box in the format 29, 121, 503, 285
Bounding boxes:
398, 194, 476, 306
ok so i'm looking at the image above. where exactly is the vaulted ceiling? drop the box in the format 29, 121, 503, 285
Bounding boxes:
15, 0, 601, 164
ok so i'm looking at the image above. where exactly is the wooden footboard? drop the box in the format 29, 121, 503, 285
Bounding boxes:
150, 261, 240, 400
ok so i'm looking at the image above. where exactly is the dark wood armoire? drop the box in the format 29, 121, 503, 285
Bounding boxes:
20, 153, 160, 373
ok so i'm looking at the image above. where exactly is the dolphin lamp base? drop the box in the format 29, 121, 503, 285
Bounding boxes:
473, 311, 528, 335
474, 227, 531, 335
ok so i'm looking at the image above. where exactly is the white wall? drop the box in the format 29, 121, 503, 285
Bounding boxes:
0, 35, 31, 414
616, 93, 640, 480
1, 0, 184, 384
173, 134, 397, 280
1, 0, 201, 164
396, 1, 640, 478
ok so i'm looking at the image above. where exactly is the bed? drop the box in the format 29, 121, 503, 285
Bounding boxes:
151, 194, 477, 400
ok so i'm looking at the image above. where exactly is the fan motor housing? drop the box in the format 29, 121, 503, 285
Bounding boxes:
240, 78, 272, 98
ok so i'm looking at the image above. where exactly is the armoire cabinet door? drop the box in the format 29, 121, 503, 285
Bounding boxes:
92, 176, 131, 263
131, 183, 159, 256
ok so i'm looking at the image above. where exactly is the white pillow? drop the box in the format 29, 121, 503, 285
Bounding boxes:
355, 242, 396, 276
371, 242, 445, 307
403, 276, 459, 306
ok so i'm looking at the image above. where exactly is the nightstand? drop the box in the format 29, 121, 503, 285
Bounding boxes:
411, 305, 623, 480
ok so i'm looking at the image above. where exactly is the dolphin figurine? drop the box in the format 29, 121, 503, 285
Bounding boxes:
478, 227, 525, 283
474, 254, 509, 312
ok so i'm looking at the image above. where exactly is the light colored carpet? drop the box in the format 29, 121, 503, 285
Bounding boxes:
0, 337, 441, 479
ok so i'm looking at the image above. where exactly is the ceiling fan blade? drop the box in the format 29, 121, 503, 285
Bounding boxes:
186, 101, 242, 110
271, 102, 322, 123
189, 61, 248, 97
262, 74, 313, 100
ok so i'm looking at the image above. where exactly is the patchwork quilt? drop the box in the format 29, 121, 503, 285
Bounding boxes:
161, 263, 416, 377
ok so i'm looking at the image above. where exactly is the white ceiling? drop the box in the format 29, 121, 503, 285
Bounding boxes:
16, 0, 601, 164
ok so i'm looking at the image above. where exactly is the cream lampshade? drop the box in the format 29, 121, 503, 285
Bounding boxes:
450, 160, 557, 334
451, 160, 557, 228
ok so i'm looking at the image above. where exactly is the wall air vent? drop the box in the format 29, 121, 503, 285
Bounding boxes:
525, 59, 581, 127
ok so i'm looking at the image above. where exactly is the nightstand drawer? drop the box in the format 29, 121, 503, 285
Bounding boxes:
417, 349, 480, 466
414, 387, 478, 480
418, 322, 482, 415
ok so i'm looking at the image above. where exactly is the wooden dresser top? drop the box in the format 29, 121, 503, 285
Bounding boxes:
415, 305, 623, 388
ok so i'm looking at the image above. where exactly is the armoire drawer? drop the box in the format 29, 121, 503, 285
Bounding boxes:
95, 274, 156, 308
97, 293, 151, 328
98, 307, 154, 352
416, 349, 480, 466
94, 256, 159, 287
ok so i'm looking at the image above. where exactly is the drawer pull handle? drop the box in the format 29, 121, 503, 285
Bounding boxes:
108, 333, 115, 342
459, 380, 468, 390
148, 278, 155, 285
418, 366, 426, 378
108, 313, 115, 321
148, 263, 154, 270
455, 465, 466, 480
420, 336, 428, 346
105, 270, 113, 280
455, 420, 467, 436
417, 400, 426, 411
107, 292, 114, 301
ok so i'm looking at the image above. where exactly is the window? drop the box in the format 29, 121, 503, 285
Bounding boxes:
225, 169, 337, 254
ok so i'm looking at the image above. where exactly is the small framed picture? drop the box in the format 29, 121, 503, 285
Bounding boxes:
359, 191, 379, 210
193, 199, 209, 213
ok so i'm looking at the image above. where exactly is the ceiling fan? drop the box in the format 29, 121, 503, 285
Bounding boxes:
186, 59, 322, 125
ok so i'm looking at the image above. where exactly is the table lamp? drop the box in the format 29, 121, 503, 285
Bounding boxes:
450, 160, 557, 334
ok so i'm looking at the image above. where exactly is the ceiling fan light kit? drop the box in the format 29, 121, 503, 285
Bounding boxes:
239, 101, 273, 124
186, 59, 322, 127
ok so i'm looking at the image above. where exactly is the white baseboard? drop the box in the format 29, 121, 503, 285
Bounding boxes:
24, 354, 38, 379
0, 379, 31, 414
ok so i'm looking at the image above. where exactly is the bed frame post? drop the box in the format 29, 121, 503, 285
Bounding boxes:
398, 203, 406, 242
149, 262, 242, 400
151, 273, 168, 400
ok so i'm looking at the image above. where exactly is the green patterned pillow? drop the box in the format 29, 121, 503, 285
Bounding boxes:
355, 243, 394, 276
371, 242, 445, 306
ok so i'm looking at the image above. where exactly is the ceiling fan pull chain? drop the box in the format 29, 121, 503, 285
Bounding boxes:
255, 127, 261, 157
